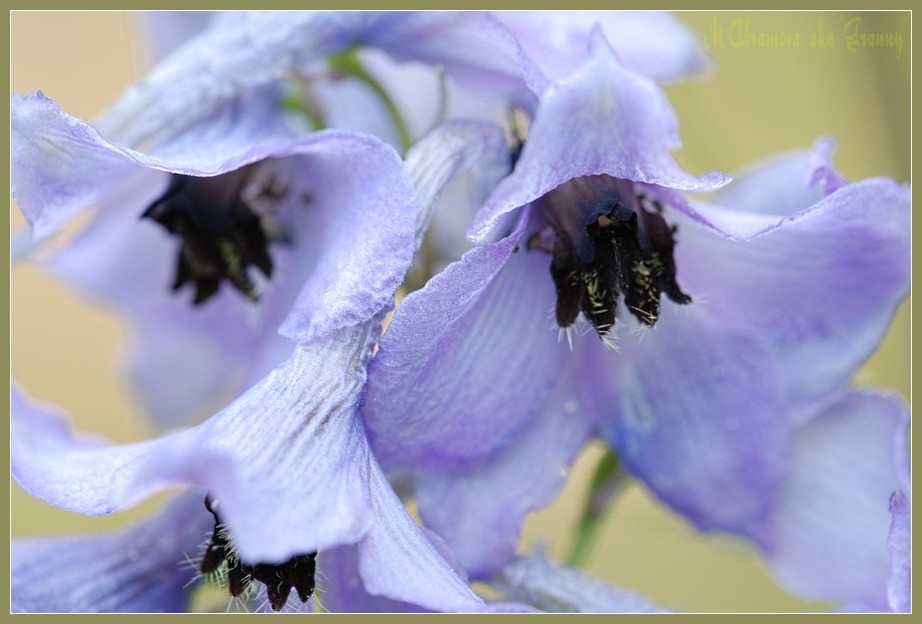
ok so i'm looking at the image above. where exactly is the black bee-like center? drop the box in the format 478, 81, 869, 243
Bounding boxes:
142, 166, 288, 306
201, 497, 317, 612
535, 176, 692, 339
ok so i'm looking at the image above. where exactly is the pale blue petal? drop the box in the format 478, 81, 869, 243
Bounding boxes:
21, 96, 416, 424
97, 11, 544, 149
767, 392, 910, 609
270, 132, 417, 342
675, 177, 911, 411
887, 490, 911, 613
140, 11, 214, 62
403, 120, 511, 248
353, 457, 487, 612
496, 11, 711, 82
708, 138, 847, 218
495, 553, 669, 613
12, 324, 382, 564
11, 492, 208, 613
11, 91, 288, 239
362, 11, 547, 99
364, 209, 571, 467
412, 350, 597, 579
319, 546, 429, 613
600, 307, 790, 547
469, 27, 728, 243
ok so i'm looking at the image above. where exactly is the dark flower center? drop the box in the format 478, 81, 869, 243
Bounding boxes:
530, 174, 691, 339
201, 497, 317, 612
142, 165, 288, 306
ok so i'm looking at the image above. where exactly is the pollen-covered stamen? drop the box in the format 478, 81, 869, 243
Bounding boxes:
142, 165, 287, 306
201, 496, 317, 612
535, 175, 691, 339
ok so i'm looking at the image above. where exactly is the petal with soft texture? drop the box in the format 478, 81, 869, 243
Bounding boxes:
411, 344, 598, 579
707, 138, 847, 218
675, 177, 910, 410
496, 11, 711, 83
11, 91, 289, 239
16, 95, 416, 426
11, 492, 209, 613
767, 392, 910, 609
364, 209, 571, 466
96, 11, 543, 149
140, 11, 214, 63
319, 546, 429, 613
352, 457, 487, 612
469, 27, 728, 243
495, 553, 669, 613
599, 307, 791, 547
887, 490, 911, 613
14, 95, 418, 344
12, 324, 382, 564
402, 120, 511, 247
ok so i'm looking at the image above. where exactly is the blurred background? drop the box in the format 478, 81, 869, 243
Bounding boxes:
10, 11, 910, 613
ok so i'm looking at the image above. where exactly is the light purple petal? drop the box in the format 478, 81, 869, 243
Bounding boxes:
767, 392, 910, 609
97, 11, 543, 149
94, 11, 383, 147
17, 95, 416, 425
270, 133, 417, 342
495, 553, 669, 613
674, 177, 911, 410
11, 91, 287, 239
495, 11, 711, 83
412, 349, 597, 579
362, 11, 547, 99
403, 120, 512, 247
11, 492, 209, 613
352, 457, 487, 613
600, 307, 791, 547
469, 27, 728, 243
319, 546, 429, 613
364, 210, 570, 466
139, 11, 214, 63
887, 490, 911, 613
13, 324, 383, 564
708, 138, 847, 218
41, 173, 284, 427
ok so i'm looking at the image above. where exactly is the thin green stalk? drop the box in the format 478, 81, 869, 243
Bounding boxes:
568, 447, 626, 568
328, 47, 413, 154
281, 85, 326, 131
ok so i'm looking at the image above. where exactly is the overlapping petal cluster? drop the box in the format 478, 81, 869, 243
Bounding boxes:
11, 10, 910, 614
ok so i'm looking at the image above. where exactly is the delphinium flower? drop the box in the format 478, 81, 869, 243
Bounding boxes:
13, 10, 711, 432
10, 84, 420, 609
10, 10, 544, 612
10, 12, 717, 611
11, 10, 542, 431
360, 26, 911, 612
17, 9, 908, 610
101, 11, 711, 151
10, 94, 533, 611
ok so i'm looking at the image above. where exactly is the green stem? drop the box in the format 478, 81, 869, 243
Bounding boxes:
328, 47, 413, 154
281, 85, 326, 132
568, 447, 626, 568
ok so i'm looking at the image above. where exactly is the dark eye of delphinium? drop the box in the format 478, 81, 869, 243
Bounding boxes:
142, 164, 289, 306
530, 174, 691, 340
200, 496, 317, 612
